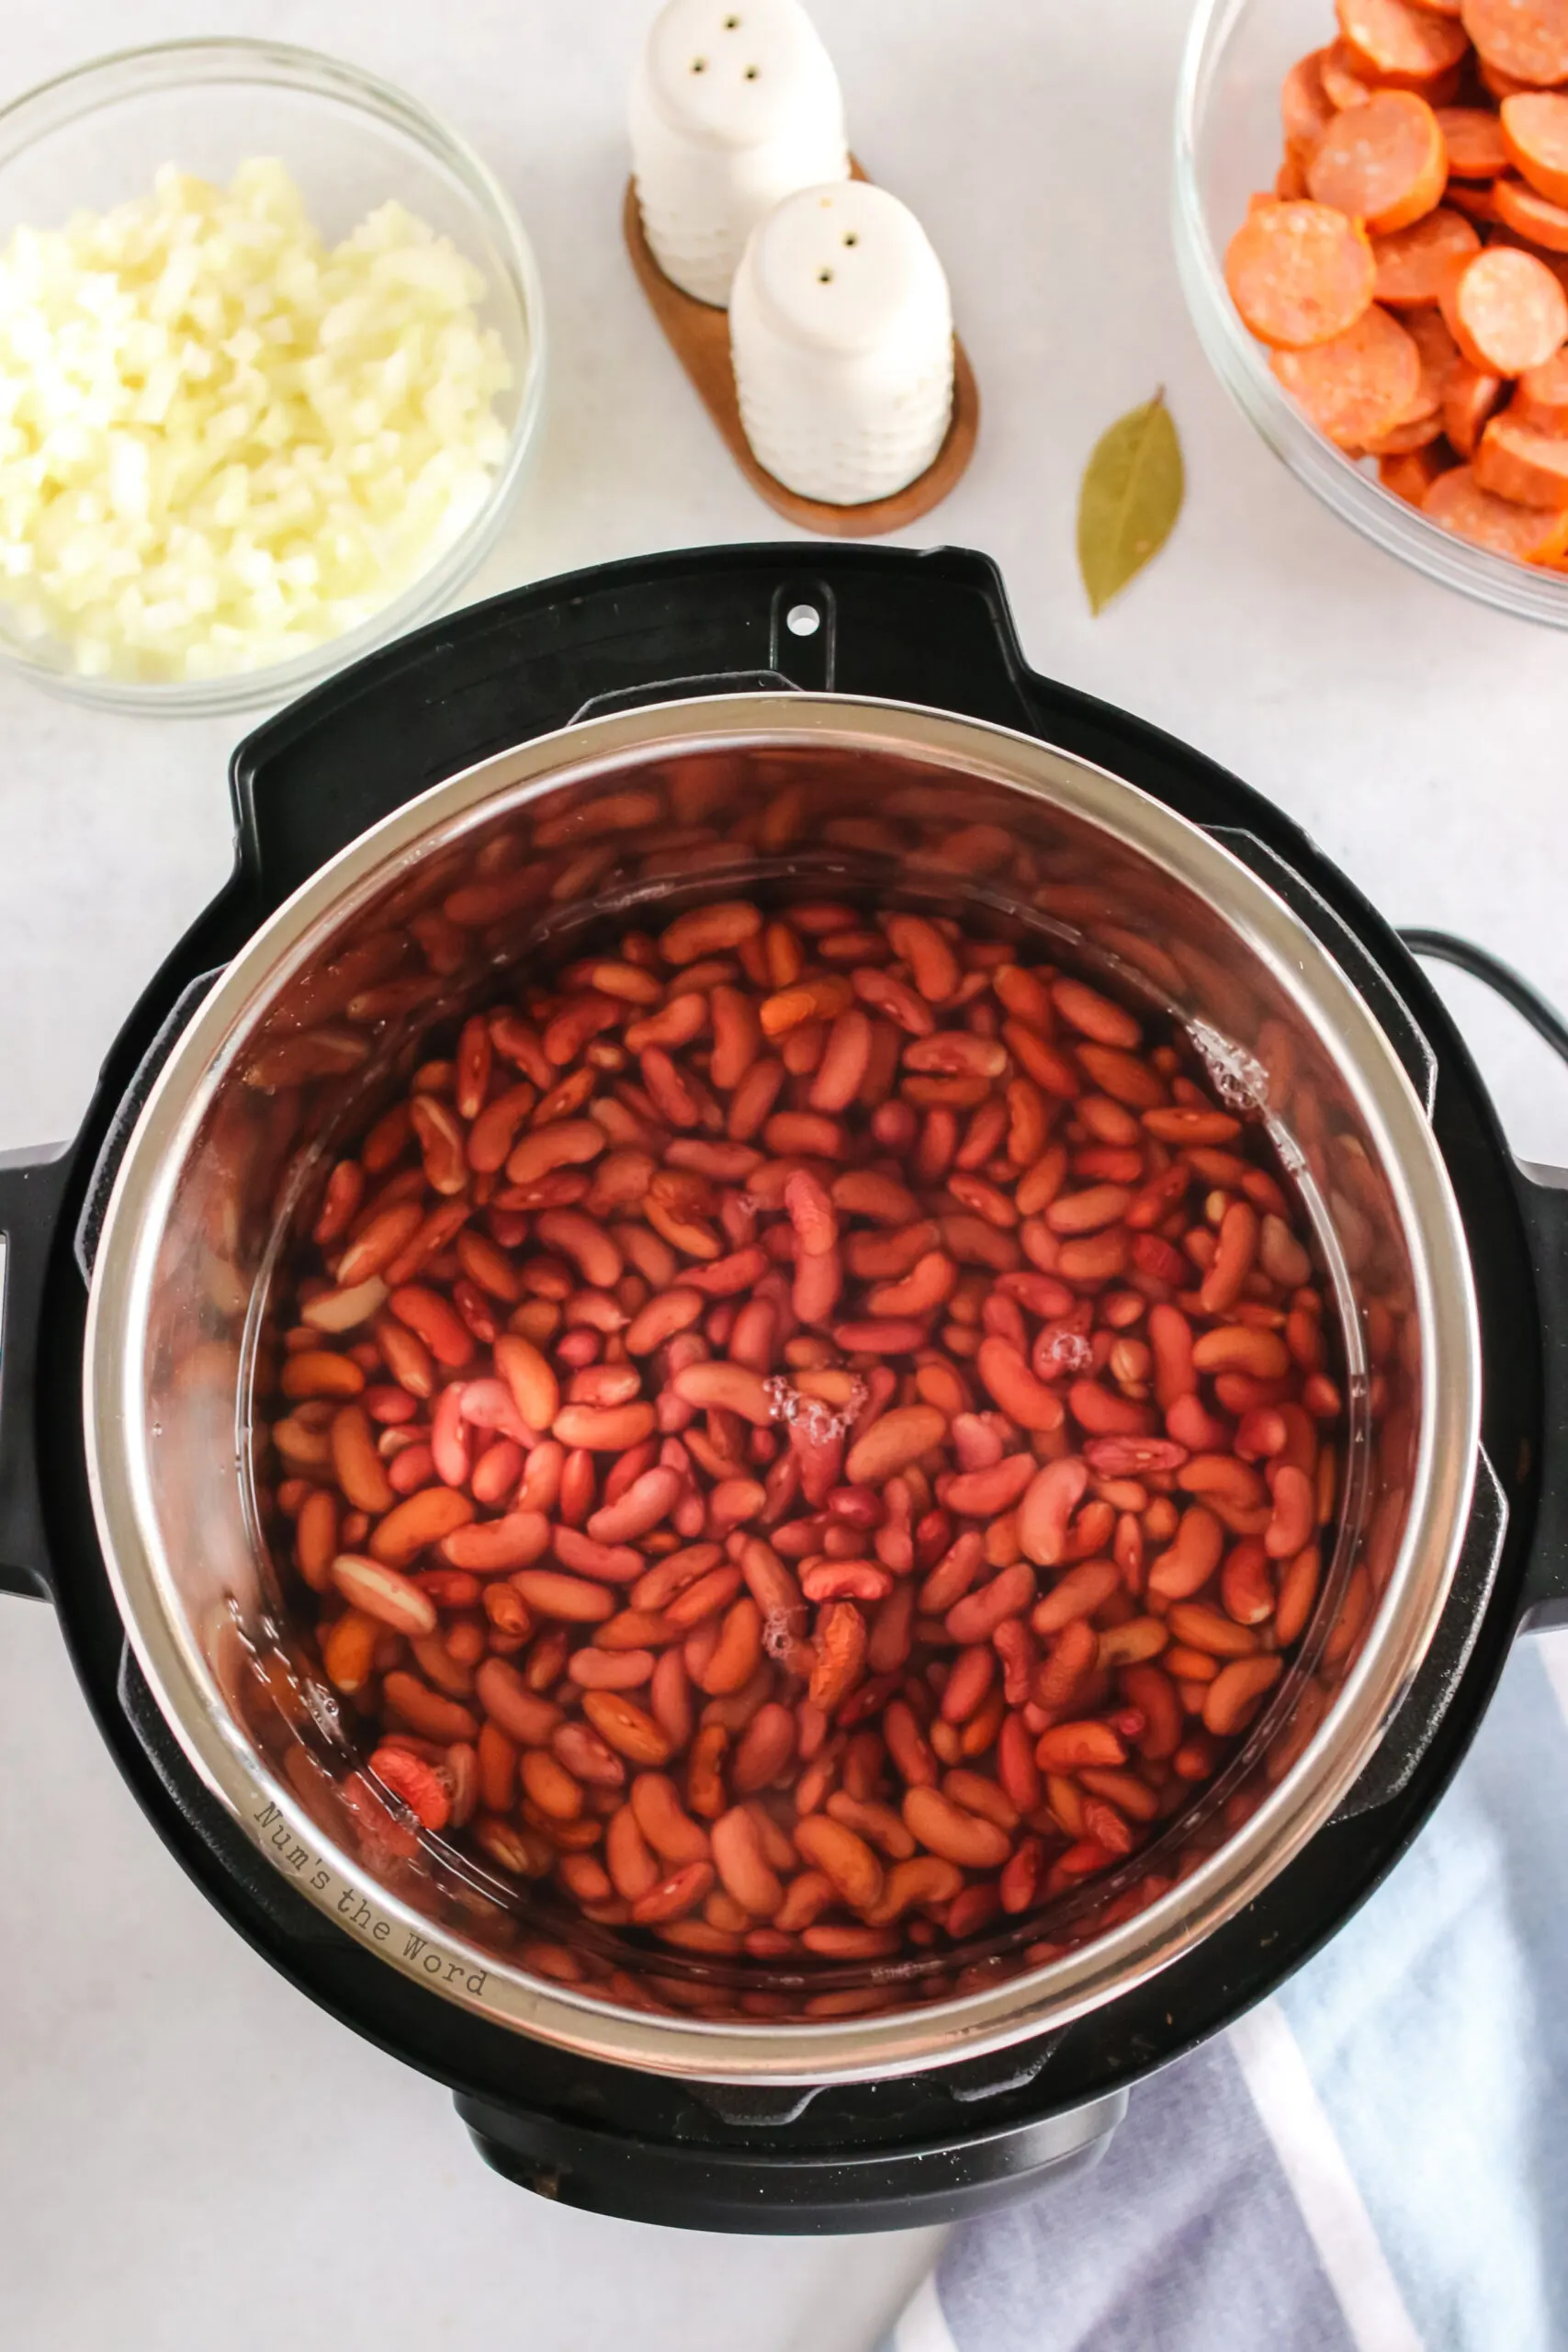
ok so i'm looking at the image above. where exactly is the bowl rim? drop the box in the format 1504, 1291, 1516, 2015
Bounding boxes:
0, 35, 547, 715
1173, 0, 1568, 630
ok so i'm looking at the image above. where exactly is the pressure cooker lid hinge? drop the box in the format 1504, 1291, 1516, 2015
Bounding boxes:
1329, 1442, 1507, 1825
683, 2081, 824, 2129
682, 2027, 1065, 2138
942, 2039, 1059, 2104
1205, 829, 1438, 1120
569, 668, 802, 727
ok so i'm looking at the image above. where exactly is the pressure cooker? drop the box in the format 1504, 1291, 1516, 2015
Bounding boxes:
2, 543, 1564, 2232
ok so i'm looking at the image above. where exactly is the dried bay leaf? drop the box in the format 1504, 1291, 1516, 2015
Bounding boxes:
1077, 390, 1185, 615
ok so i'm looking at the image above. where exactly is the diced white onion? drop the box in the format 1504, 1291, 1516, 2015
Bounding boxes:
0, 159, 515, 683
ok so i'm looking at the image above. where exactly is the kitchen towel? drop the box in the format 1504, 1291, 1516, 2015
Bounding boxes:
880, 1629, 1568, 2352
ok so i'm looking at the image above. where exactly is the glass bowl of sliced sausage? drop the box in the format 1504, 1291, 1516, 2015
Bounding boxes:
1177, 0, 1568, 624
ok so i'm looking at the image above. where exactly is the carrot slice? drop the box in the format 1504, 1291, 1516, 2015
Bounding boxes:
1367, 407, 1448, 448
1439, 243, 1568, 368
1336, 0, 1470, 85
1511, 342, 1568, 422
1226, 201, 1377, 347
1364, 307, 1458, 444
1502, 90, 1568, 204
1422, 459, 1568, 553
1406, 301, 1463, 399
1463, 0, 1568, 86
1277, 151, 1312, 200
1442, 354, 1506, 450
1495, 172, 1568, 243
1474, 408, 1568, 496
1437, 107, 1512, 176
1489, 220, 1568, 287
1283, 51, 1337, 152
1321, 37, 1463, 108
1379, 440, 1457, 502
1307, 90, 1449, 231
1446, 179, 1501, 220
1374, 205, 1482, 300
1489, 224, 1568, 292
1271, 304, 1423, 444
1478, 53, 1535, 102
1322, 39, 1379, 107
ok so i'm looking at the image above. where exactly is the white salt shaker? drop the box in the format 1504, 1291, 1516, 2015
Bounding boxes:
729, 179, 954, 504
629, 0, 850, 308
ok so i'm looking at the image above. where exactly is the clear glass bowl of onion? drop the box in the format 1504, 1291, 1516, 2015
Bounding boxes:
1175, 0, 1568, 629
0, 39, 546, 713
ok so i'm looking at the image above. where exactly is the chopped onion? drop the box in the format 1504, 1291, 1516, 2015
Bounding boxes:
0, 160, 514, 683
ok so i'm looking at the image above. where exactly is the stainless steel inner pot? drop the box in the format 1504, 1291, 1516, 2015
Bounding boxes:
81, 694, 1480, 2083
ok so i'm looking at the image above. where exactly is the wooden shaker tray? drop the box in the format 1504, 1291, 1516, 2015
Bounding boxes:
623, 164, 979, 537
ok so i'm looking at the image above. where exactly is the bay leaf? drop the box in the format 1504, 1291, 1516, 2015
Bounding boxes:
1077, 390, 1185, 616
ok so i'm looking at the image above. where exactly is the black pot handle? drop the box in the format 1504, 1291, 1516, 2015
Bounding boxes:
1514, 1160, 1568, 1631
0, 1145, 74, 1601
1401, 931, 1568, 1631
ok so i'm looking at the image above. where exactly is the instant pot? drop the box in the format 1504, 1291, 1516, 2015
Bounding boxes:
3, 544, 1564, 2232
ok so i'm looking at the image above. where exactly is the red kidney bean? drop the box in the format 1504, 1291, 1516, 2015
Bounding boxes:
1018, 1457, 1090, 1568
272, 897, 1339, 1968
945, 1561, 1035, 1645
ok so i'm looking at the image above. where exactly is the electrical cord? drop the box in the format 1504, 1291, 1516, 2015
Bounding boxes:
1401, 930, 1568, 1071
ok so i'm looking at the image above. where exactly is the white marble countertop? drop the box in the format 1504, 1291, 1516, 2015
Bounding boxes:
4, 2, 1568, 2346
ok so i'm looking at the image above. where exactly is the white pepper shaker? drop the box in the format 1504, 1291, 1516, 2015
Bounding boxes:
629, 0, 850, 308
729, 179, 954, 504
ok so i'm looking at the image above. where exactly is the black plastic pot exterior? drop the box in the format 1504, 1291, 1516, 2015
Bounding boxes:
2, 544, 1565, 2231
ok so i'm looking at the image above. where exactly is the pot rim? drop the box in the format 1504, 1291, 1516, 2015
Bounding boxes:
83, 691, 1481, 2083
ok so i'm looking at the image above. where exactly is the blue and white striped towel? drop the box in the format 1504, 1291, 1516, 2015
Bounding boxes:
884, 1632, 1568, 2352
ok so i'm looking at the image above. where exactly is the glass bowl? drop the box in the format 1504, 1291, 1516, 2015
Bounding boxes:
1175, 0, 1568, 628
0, 39, 547, 715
